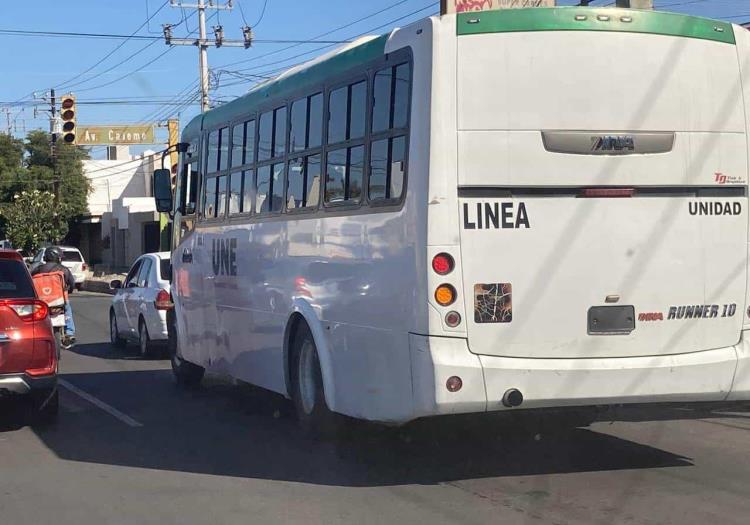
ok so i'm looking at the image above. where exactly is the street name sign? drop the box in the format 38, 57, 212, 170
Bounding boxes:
77, 125, 156, 146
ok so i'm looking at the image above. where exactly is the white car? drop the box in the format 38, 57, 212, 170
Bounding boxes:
109, 252, 172, 357
31, 246, 88, 289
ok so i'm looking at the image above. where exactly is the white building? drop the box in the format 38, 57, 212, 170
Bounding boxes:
75, 146, 164, 272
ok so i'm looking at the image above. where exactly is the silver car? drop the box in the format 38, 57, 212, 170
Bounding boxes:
109, 252, 172, 357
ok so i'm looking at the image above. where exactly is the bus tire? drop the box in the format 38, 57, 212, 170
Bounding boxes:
168, 318, 204, 388
291, 323, 346, 440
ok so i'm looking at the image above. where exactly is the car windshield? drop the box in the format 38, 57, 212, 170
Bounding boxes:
0, 259, 35, 299
62, 250, 83, 262
159, 259, 171, 281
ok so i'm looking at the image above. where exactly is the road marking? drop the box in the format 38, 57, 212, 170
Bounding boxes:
59, 379, 143, 428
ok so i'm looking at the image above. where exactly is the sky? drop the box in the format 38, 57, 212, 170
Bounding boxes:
1, 0, 748, 158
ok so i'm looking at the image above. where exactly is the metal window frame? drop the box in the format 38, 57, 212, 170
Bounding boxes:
195, 46, 412, 228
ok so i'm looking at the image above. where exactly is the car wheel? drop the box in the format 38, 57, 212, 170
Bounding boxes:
109, 310, 126, 348
291, 323, 348, 440
168, 317, 204, 388
138, 318, 153, 358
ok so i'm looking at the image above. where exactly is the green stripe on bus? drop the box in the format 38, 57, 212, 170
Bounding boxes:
201, 34, 389, 130
456, 7, 736, 45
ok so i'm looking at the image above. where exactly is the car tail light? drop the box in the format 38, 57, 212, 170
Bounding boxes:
82, 263, 88, 271
26, 340, 57, 377
435, 284, 457, 306
1, 299, 49, 322
432, 253, 454, 275
155, 289, 173, 310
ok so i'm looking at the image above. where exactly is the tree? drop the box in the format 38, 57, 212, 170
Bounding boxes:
0, 190, 69, 251
25, 130, 91, 218
0, 130, 90, 245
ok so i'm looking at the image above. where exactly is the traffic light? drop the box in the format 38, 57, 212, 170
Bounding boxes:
60, 94, 76, 144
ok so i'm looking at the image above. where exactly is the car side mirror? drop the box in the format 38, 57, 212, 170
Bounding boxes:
110, 279, 123, 290
127, 282, 138, 289
153, 168, 173, 213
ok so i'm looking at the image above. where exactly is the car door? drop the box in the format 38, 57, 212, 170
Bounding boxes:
125, 258, 152, 334
118, 259, 142, 336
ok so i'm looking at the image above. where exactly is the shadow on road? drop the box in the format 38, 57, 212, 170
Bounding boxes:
0, 347, 712, 487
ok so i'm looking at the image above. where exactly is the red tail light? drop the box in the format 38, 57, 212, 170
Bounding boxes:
432, 253, 455, 275
0, 299, 49, 322
155, 289, 173, 310
82, 263, 88, 271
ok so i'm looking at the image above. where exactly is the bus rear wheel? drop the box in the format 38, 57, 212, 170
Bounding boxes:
168, 317, 204, 388
291, 324, 346, 440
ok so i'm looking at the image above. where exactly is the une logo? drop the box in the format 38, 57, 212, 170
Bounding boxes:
211, 238, 238, 276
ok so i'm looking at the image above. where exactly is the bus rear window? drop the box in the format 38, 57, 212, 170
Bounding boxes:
0, 260, 35, 299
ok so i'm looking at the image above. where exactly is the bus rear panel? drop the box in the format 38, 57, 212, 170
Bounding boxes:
415, 8, 750, 418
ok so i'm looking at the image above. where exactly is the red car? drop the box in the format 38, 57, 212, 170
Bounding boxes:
0, 250, 58, 422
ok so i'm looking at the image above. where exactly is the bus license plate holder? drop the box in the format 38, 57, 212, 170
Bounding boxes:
587, 306, 635, 335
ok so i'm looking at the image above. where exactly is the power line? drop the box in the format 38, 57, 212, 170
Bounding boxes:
55, 0, 171, 90
251, 0, 270, 27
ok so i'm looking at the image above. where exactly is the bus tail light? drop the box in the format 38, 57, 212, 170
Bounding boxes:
580, 188, 635, 198
155, 289, 174, 310
446, 376, 463, 392
432, 253, 454, 275
435, 284, 456, 306
445, 311, 461, 327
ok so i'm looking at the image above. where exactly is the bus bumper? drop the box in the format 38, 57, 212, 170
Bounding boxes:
409, 333, 750, 420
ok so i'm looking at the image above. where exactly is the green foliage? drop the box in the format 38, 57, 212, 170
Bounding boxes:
0, 190, 69, 251
0, 130, 90, 246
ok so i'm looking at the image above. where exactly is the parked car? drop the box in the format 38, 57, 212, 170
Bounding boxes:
0, 249, 58, 422
30, 246, 88, 290
109, 252, 172, 357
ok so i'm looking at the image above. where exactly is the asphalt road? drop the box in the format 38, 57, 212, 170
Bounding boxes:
1, 291, 750, 525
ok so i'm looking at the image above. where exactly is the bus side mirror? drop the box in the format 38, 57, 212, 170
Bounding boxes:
153, 168, 173, 213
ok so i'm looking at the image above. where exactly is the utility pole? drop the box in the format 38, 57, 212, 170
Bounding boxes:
165, 0, 253, 113
50, 88, 60, 201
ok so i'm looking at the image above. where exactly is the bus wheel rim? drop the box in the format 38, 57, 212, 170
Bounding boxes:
298, 340, 316, 416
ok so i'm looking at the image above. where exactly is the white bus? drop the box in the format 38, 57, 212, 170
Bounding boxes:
153, 6, 750, 434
